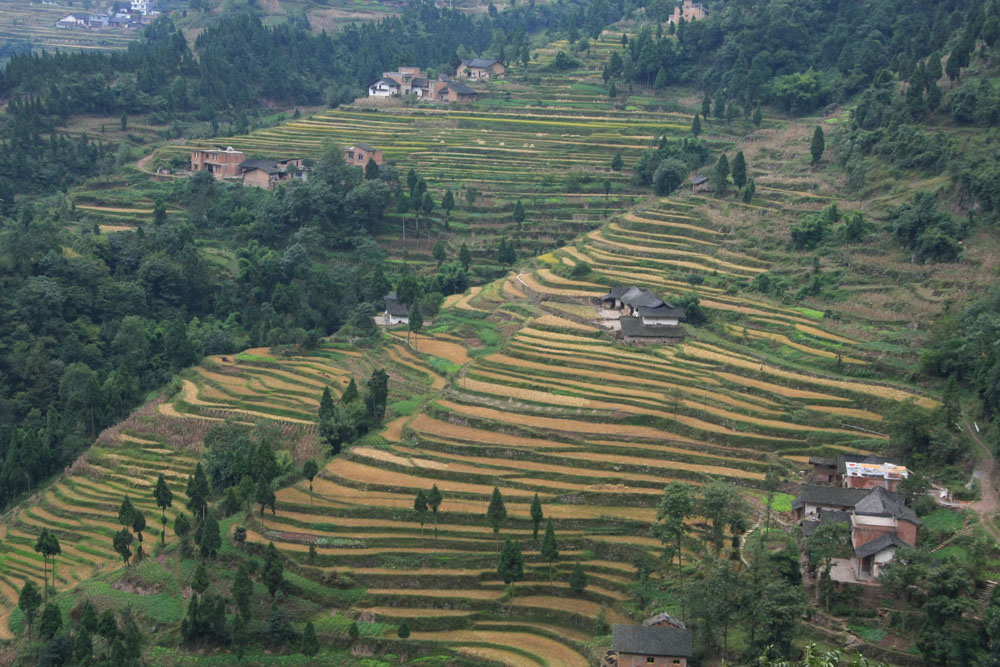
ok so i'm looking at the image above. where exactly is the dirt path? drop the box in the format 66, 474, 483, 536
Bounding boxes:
136, 151, 184, 178
963, 415, 1000, 544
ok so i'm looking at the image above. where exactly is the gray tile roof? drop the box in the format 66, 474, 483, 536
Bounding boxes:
352, 143, 377, 153
240, 159, 283, 174
794, 485, 871, 509
643, 611, 685, 629
801, 509, 850, 537
620, 317, 685, 339
385, 293, 410, 318
612, 625, 693, 657
854, 532, 909, 559
638, 304, 685, 319
462, 58, 501, 69
691, 175, 709, 185
601, 285, 631, 301
448, 81, 477, 96
621, 287, 664, 308
854, 486, 920, 524
809, 456, 836, 467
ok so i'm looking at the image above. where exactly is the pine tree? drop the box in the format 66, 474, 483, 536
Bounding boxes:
132, 509, 146, 561
512, 199, 526, 228
198, 513, 222, 560
731, 150, 747, 189
569, 561, 588, 595
186, 463, 210, 519
302, 459, 318, 507
118, 496, 136, 528
34, 528, 60, 602
262, 542, 284, 600
486, 486, 508, 548
232, 563, 253, 619
364, 157, 379, 180
752, 103, 762, 127
701, 93, 711, 118
433, 240, 447, 266
442, 189, 455, 228
319, 386, 335, 421
427, 484, 443, 540
39, 603, 62, 640
497, 538, 525, 588
529, 493, 543, 540
18, 580, 41, 641
154, 473, 173, 545
691, 113, 702, 136
75, 626, 93, 664
413, 489, 428, 538
397, 619, 411, 639
540, 518, 559, 582
810, 126, 825, 166
341, 378, 359, 404
654, 66, 668, 89
459, 242, 471, 271
611, 150, 624, 171
302, 620, 320, 656
712, 154, 730, 194
192, 563, 210, 594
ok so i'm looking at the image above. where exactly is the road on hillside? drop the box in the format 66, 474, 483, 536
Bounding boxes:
963, 415, 1000, 544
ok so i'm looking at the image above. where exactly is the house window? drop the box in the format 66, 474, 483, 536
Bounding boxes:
646, 659, 655, 664
347, 152, 354, 160
673, 661, 682, 665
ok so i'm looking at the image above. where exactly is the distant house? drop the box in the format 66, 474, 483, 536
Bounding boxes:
611, 623, 693, 667
384, 292, 410, 326
809, 454, 908, 491
643, 612, 685, 629
130, 0, 149, 14
620, 317, 686, 345
239, 158, 305, 190
456, 58, 506, 80
668, 0, 707, 23
190, 147, 246, 179
600, 285, 686, 344
368, 78, 401, 97
690, 175, 709, 193
439, 81, 478, 102
345, 144, 383, 169
56, 14, 88, 27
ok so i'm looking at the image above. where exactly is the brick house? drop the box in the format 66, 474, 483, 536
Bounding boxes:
190, 147, 247, 179
345, 144, 383, 169
611, 623, 693, 667
668, 0, 707, 23
456, 58, 506, 79
796, 485, 920, 580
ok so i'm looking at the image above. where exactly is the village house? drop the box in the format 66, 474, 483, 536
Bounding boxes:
56, 14, 89, 27
239, 158, 306, 190
345, 144, 383, 169
611, 619, 693, 667
456, 58, 506, 79
795, 485, 920, 581
367, 68, 479, 102
384, 292, 410, 326
599, 285, 687, 344
690, 175, 709, 193
808, 454, 908, 491
190, 147, 246, 179
130, 0, 150, 15
667, 0, 707, 23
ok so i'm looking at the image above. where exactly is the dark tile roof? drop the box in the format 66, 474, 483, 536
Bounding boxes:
620, 317, 685, 339
621, 287, 664, 308
801, 509, 850, 537
809, 456, 836, 467
643, 612, 685, 629
462, 58, 501, 68
385, 292, 410, 317
240, 159, 283, 174
371, 78, 400, 88
638, 304, 686, 319
601, 285, 632, 300
854, 532, 909, 559
794, 485, 871, 509
410, 77, 428, 88
448, 81, 477, 96
612, 625, 693, 657
854, 487, 920, 524
691, 175, 709, 185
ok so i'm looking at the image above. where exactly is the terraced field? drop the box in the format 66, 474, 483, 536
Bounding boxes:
0, 1, 139, 53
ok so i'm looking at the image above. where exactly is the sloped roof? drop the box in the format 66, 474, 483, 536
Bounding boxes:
854, 532, 909, 559
793, 485, 871, 510
462, 58, 501, 68
643, 611, 685, 629
351, 143, 377, 153
385, 292, 410, 317
601, 285, 632, 300
448, 81, 477, 95
612, 625, 693, 657
809, 456, 836, 467
620, 317, 685, 339
691, 175, 709, 185
240, 159, 283, 174
410, 77, 428, 88
621, 287, 664, 308
854, 487, 920, 524
371, 78, 400, 88
638, 304, 686, 319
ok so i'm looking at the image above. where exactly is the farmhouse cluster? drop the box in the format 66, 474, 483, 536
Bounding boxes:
56, 0, 156, 29
599, 285, 687, 344
368, 61, 505, 102
795, 454, 918, 581
189, 148, 306, 190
